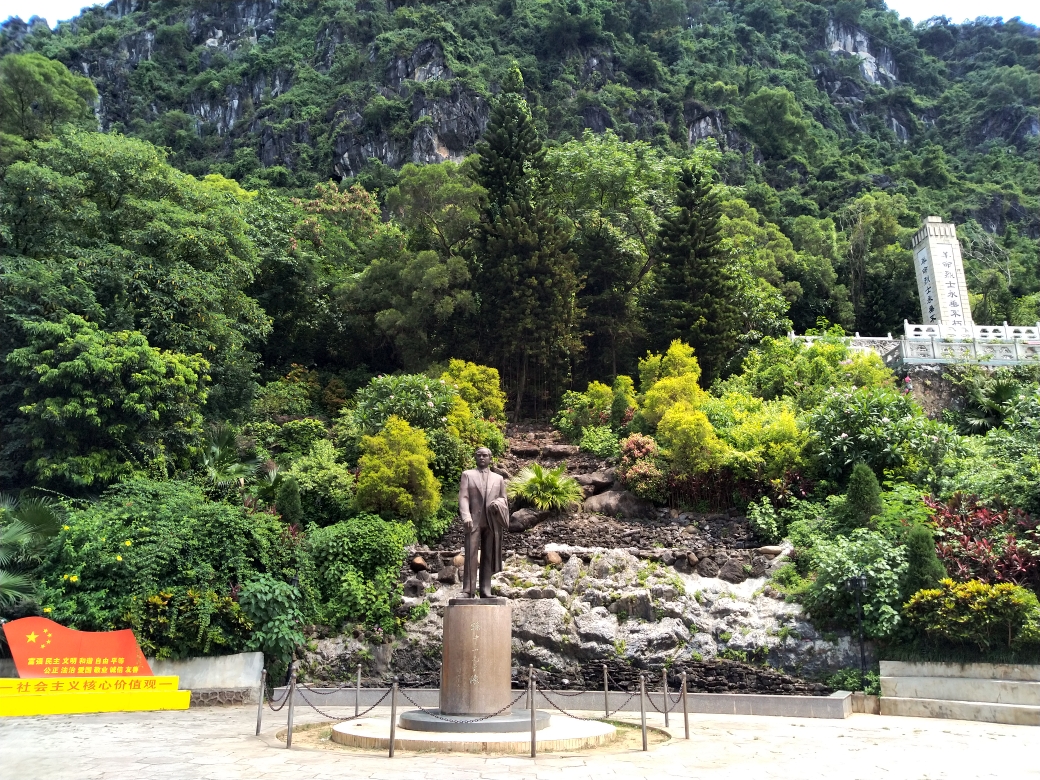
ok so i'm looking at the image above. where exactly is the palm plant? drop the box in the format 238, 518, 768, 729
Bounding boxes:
201, 424, 259, 488
962, 376, 1021, 433
0, 493, 64, 608
507, 464, 584, 511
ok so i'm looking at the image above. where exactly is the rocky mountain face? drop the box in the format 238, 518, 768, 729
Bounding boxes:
7, 0, 1029, 183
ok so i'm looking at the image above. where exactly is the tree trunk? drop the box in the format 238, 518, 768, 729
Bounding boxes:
513, 349, 529, 423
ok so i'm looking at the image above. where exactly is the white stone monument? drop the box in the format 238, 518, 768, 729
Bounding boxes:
911, 215, 973, 329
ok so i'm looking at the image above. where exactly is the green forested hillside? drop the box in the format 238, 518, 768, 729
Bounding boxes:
2, 2, 1037, 346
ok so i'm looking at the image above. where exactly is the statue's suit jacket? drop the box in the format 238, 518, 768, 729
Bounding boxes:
459, 468, 508, 589
458, 468, 507, 529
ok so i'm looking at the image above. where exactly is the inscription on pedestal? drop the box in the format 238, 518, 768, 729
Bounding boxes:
440, 599, 512, 716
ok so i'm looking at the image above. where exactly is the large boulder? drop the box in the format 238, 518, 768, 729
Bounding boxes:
573, 469, 616, 495
511, 598, 577, 649
509, 507, 549, 531
718, 558, 750, 584
583, 489, 654, 518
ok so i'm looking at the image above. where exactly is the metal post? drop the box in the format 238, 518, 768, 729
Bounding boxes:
255, 668, 266, 736
530, 666, 537, 758
682, 672, 689, 740
355, 663, 362, 717
662, 669, 669, 727
285, 670, 296, 749
527, 664, 533, 710
603, 664, 609, 719
388, 677, 398, 758
639, 674, 647, 751
857, 587, 867, 693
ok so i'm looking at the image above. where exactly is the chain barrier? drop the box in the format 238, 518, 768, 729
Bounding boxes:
294, 686, 392, 722
538, 688, 639, 721
398, 687, 528, 724
265, 684, 289, 713
296, 681, 349, 696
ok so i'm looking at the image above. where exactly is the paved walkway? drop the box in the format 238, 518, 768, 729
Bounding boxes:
2, 705, 1037, 779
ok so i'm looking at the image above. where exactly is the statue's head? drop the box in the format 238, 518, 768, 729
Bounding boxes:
474, 447, 492, 469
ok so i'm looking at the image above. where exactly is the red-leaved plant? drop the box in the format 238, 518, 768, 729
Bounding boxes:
927, 494, 1040, 589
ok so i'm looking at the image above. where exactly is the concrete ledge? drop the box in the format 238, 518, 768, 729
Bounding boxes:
882, 676, 1040, 706
880, 660, 1040, 682
880, 696, 1040, 726
851, 693, 880, 714
279, 687, 851, 720
148, 652, 263, 701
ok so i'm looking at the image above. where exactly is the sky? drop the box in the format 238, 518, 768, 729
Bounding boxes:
1, 0, 1037, 28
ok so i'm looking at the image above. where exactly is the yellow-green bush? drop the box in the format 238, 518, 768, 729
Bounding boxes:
640, 374, 708, 430
656, 403, 730, 477
904, 579, 1040, 651
441, 359, 507, 426
354, 416, 441, 525
636, 341, 707, 430
638, 340, 702, 388
701, 392, 807, 479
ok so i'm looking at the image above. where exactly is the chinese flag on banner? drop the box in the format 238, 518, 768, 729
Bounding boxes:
2, 617, 153, 678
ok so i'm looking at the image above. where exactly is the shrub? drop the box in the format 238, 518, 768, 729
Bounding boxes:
609, 375, 638, 431
125, 587, 253, 661
35, 479, 289, 639
554, 382, 613, 441
837, 463, 883, 531
507, 464, 584, 511
900, 523, 947, 601
747, 497, 781, 544
440, 359, 506, 425
638, 340, 702, 388
252, 378, 315, 420
904, 579, 1040, 651
639, 376, 707, 431
238, 574, 305, 671
617, 434, 667, 503
808, 386, 955, 483
353, 374, 456, 434
308, 514, 414, 631
803, 528, 908, 639
720, 332, 894, 411
354, 416, 441, 525
425, 428, 471, 489
284, 440, 355, 526
276, 418, 328, 460
636, 341, 706, 431
701, 391, 807, 480
656, 403, 729, 477
579, 425, 621, 459
826, 667, 881, 695
275, 477, 304, 526
927, 494, 1040, 589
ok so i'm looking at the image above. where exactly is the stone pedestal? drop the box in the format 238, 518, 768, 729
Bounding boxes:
440, 597, 512, 716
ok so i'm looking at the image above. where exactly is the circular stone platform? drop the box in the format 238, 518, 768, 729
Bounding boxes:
331, 714, 617, 754
398, 708, 550, 733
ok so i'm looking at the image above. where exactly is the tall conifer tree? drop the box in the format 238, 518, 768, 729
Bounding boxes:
472, 65, 579, 420
650, 165, 739, 382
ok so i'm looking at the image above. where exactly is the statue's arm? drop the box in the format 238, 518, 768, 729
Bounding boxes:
459, 471, 473, 526
494, 475, 507, 504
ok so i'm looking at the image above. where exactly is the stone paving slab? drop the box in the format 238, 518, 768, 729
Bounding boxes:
2, 704, 1038, 779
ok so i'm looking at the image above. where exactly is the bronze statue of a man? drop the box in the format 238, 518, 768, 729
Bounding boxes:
458, 447, 508, 598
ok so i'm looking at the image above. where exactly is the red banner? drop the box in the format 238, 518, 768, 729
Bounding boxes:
2, 617, 152, 678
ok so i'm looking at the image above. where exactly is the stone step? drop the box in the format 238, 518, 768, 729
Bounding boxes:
881, 676, 1040, 706
880, 660, 1040, 682
880, 696, 1040, 726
